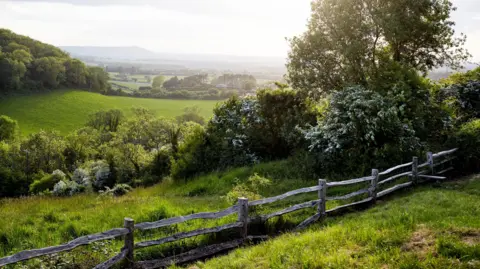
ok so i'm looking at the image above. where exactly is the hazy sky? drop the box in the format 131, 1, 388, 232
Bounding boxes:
0, 0, 479, 60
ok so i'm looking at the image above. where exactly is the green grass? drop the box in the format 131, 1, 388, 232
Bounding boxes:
0, 160, 316, 267
0, 90, 218, 135
187, 175, 480, 269
1, 155, 479, 268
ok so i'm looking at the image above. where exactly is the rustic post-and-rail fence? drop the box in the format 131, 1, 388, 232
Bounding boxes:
0, 148, 459, 268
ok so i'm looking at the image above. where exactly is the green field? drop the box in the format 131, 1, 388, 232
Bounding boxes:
0, 90, 218, 135
0, 162, 478, 268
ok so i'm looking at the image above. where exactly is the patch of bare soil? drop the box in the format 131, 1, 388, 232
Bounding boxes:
401, 224, 436, 258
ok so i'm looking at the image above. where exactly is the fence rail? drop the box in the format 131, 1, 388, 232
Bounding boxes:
0, 148, 458, 268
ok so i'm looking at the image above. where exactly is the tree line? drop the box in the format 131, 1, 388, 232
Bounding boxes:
0, 29, 110, 95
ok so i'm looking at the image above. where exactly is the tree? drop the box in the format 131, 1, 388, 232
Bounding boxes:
31, 57, 66, 88
86, 109, 124, 132
0, 115, 18, 141
86, 66, 110, 93
287, 0, 470, 97
64, 59, 88, 87
152, 75, 166, 88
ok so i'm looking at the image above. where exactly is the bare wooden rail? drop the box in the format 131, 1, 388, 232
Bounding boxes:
134, 205, 238, 230
135, 222, 243, 249
0, 228, 129, 266
0, 148, 458, 268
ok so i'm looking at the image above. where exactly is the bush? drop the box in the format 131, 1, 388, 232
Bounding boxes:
449, 119, 480, 173
100, 184, 133, 197
304, 86, 422, 177
0, 115, 18, 142
224, 174, 271, 205
52, 180, 85, 196
29, 170, 66, 194
435, 80, 480, 125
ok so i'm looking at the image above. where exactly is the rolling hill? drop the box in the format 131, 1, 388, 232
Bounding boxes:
0, 90, 218, 135
60, 46, 158, 60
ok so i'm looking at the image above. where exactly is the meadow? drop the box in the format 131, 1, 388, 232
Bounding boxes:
186, 174, 480, 269
1, 156, 478, 268
0, 90, 218, 135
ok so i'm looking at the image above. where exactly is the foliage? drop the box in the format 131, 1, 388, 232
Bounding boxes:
176, 106, 206, 125
449, 119, 480, 173
29, 170, 66, 194
287, 0, 469, 97
211, 74, 257, 90
100, 184, 133, 197
224, 173, 271, 205
0, 115, 18, 141
435, 80, 480, 124
0, 28, 110, 94
152, 75, 166, 89
21, 131, 66, 174
304, 86, 422, 175
52, 180, 86, 197
86, 109, 124, 133
171, 89, 318, 180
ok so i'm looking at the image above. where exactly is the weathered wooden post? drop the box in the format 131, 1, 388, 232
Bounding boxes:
237, 198, 249, 240
427, 152, 434, 175
318, 179, 327, 217
370, 169, 379, 203
123, 218, 135, 269
412, 157, 418, 185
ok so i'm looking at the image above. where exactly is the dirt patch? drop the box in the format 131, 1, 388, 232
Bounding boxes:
401, 225, 436, 258
457, 230, 480, 246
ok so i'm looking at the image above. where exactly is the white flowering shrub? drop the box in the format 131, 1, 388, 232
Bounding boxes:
72, 168, 90, 184
52, 180, 84, 196
52, 169, 66, 180
304, 86, 421, 174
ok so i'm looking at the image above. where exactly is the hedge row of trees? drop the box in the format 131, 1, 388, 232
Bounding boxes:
0, 29, 110, 95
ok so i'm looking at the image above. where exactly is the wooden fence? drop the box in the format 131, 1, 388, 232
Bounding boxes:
0, 148, 458, 268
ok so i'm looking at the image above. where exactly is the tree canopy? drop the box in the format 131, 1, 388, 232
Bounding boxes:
287, 0, 469, 97
0, 29, 110, 94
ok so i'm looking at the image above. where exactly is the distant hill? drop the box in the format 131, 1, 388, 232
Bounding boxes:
60, 46, 158, 60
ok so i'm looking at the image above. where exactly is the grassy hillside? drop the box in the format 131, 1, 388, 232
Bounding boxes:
190, 175, 480, 269
0, 157, 478, 268
0, 90, 218, 135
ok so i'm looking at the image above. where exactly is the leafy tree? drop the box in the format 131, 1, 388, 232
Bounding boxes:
287, 0, 469, 97
86, 67, 110, 93
21, 131, 66, 174
163, 76, 181, 89
31, 57, 66, 88
64, 59, 88, 86
152, 76, 165, 89
176, 106, 206, 125
0, 115, 18, 141
86, 109, 124, 132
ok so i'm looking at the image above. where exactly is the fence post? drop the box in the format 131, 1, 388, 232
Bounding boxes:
370, 169, 379, 203
412, 157, 418, 185
237, 198, 249, 240
318, 179, 327, 217
427, 152, 434, 175
123, 218, 135, 269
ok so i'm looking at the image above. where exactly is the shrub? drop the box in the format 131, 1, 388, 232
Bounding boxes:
224, 174, 271, 204
304, 86, 422, 177
100, 184, 133, 197
29, 170, 66, 194
435, 80, 480, 125
52, 180, 85, 196
449, 119, 480, 173
0, 115, 18, 141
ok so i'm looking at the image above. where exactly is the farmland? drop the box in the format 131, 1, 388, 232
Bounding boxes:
0, 90, 218, 135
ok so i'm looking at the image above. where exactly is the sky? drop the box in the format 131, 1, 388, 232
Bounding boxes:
0, 0, 479, 61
